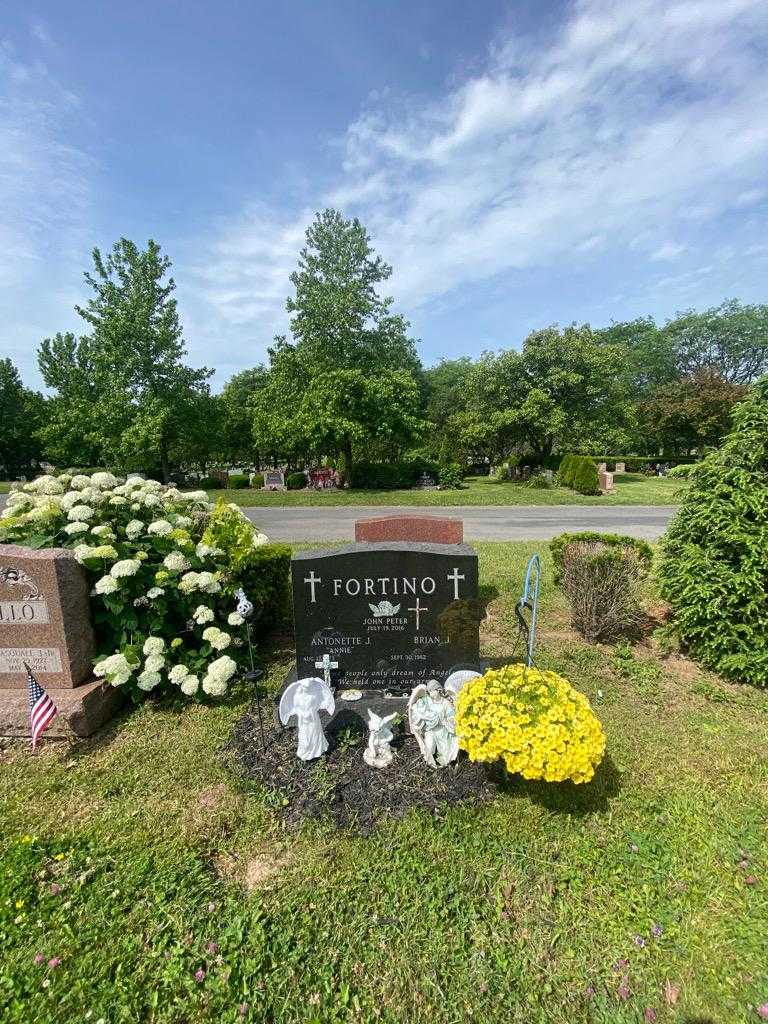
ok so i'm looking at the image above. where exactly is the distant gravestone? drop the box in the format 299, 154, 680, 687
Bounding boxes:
598, 470, 615, 493
355, 515, 463, 545
615, 462, 626, 474
597, 462, 607, 472
0, 544, 124, 737
289, 542, 482, 703
263, 469, 286, 491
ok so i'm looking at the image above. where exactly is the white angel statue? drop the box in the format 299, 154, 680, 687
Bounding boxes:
363, 709, 398, 768
443, 669, 481, 699
279, 677, 335, 761
407, 679, 459, 768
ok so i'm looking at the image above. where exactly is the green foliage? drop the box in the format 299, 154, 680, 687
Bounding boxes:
199, 476, 223, 489
666, 463, 696, 479
1, 474, 285, 699
37, 239, 213, 478
349, 461, 405, 489
438, 462, 463, 489
525, 472, 551, 489
550, 531, 653, 584
658, 379, 768, 685
285, 472, 307, 490
227, 474, 250, 489
250, 471, 264, 488
558, 454, 577, 487
573, 458, 600, 495
0, 359, 44, 478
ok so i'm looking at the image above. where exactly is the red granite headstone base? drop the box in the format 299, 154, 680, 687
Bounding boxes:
354, 515, 463, 544
0, 679, 126, 739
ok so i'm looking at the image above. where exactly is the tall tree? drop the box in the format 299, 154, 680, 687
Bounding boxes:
252, 210, 424, 476
0, 359, 44, 478
38, 240, 212, 478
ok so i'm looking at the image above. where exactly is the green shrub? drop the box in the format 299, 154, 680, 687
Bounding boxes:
666, 463, 696, 479
400, 452, 441, 484
199, 476, 223, 490
552, 534, 651, 641
551, 531, 653, 584
573, 457, 600, 495
251, 471, 264, 488
286, 471, 307, 490
526, 472, 551, 489
658, 379, 768, 686
438, 462, 463, 489
558, 455, 576, 487
0, 475, 288, 700
227, 474, 250, 489
349, 462, 405, 489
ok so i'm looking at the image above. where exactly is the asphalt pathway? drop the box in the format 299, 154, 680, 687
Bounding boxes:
242, 505, 677, 542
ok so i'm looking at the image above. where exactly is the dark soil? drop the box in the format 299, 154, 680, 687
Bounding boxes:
224, 703, 501, 833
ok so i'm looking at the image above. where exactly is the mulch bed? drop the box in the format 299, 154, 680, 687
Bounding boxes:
224, 702, 502, 833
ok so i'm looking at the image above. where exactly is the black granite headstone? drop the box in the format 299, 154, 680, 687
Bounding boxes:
290, 542, 481, 696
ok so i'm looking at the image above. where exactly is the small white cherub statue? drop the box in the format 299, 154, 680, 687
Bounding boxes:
407, 679, 459, 768
363, 709, 398, 768
279, 677, 335, 761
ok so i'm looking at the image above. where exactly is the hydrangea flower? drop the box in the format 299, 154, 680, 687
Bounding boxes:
90, 472, 119, 490
147, 520, 173, 536
94, 653, 133, 686
67, 505, 95, 522
163, 552, 190, 573
144, 654, 165, 673
202, 675, 227, 696
181, 675, 200, 695
143, 636, 165, 656
110, 559, 141, 578
125, 520, 144, 539
146, 587, 165, 599
91, 525, 116, 539
202, 627, 231, 651
228, 612, 244, 626
137, 670, 162, 691
169, 664, 189, 685
64, 522, 89, 535
94, 575, 120, 595
69, 474, 91, 490
193, 605, 215, 624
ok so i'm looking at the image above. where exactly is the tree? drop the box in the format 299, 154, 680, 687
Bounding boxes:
640, 369, 748, 453
38, 239, 212, 479
661, 299, 768, 385
0, 359, 44, 478
251, 210, 425, 477
461, 326, 635, 462
658, 379, 768, 686
219, 367, 268, 467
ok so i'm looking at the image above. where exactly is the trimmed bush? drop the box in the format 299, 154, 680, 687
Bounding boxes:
349, 462, 405, 489
658, 379, 768, 686
251, 472, 264, 488
558, 454, 577, 488
551, 533, 651, 641
551, 531, 653, 584
227, 474, 250, 489
573, 458, 600, 495
199, 476, 223, 490
286, 472, 307, 490
438, 462, 463, 489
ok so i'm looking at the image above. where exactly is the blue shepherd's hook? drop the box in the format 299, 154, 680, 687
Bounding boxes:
515, 553, 542, 668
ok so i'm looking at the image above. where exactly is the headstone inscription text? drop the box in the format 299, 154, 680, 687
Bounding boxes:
291, 542, 481, 692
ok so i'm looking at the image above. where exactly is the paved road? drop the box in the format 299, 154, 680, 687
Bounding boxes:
243, 505, 677, 542
0, 494, 676, 541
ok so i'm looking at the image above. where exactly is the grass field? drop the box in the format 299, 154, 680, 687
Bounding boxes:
1, 542, 765, 1023
0, 481, 12, 494
210, 474, 686, 508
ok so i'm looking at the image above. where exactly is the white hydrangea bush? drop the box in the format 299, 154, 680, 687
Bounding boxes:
0, 473, 280, 701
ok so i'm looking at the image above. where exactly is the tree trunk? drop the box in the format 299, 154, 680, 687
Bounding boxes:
343, 437, 353, 486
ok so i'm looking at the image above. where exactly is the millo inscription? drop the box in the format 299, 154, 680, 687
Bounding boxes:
0, 601, 50, 624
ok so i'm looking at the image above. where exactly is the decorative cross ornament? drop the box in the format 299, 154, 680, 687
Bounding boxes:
408, 597, 428, 631
314, 653, 338, 687
304, 571, 322, 603
446, 567, 465, 600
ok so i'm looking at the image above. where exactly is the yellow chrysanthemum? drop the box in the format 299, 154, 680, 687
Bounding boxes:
456, 664, 605, 785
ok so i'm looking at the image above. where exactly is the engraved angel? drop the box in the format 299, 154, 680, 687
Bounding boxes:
369, 600, 401, 617
279, 677, 335, 761
407, 679, 459, 768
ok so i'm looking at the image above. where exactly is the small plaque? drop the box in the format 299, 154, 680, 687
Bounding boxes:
0, 600, 50, 624
0, 647, 63, 674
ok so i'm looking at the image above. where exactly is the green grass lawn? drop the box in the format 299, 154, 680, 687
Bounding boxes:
1, 542, 765, 1023
211, 473, 686, 507
0, 481, 13, 494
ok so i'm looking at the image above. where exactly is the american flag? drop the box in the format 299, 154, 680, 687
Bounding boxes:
25, 662, 58, 751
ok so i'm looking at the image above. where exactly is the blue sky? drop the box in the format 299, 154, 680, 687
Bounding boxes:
3, 0, 768, 391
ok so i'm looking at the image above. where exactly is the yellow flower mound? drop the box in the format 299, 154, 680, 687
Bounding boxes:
456, 664, 606, 784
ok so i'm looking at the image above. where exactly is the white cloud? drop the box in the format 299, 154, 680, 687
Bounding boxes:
190, 0, 768, 364
0, 36, 94, 380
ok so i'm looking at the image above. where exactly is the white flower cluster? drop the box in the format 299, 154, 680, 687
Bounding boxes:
1, 471, 271, 702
